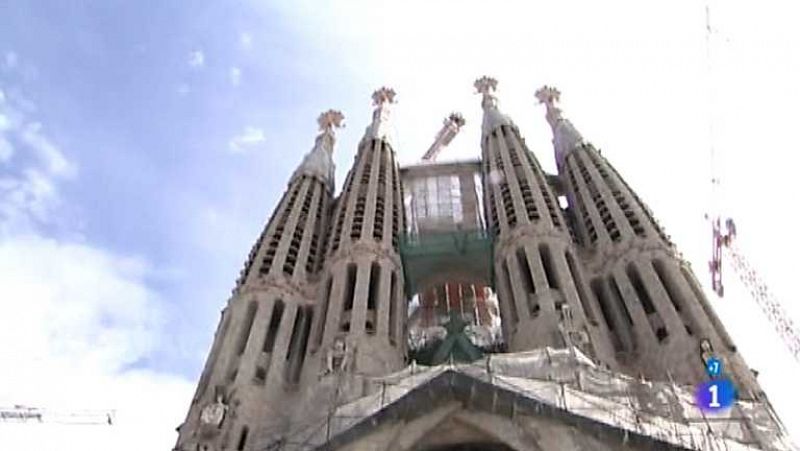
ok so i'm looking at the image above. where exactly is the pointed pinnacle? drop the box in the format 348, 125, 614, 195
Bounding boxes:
535, 85, 561, 107
317, 110, 345, 132
371, 87, 396, 106
535, 85, 565, 128
474, 76, 498, 96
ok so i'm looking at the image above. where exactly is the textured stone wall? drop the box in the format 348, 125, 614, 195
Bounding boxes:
477, 96, 616, 367
560, 142, 760, 397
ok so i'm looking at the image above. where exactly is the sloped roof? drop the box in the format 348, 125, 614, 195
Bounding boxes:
288, 348, 793, 451
319, 369, 691, 451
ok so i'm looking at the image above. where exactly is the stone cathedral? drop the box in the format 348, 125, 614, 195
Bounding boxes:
174, 78, 793, 451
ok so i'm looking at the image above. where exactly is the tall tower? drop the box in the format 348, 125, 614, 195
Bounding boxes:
311, 88, 407, 378
535, 86, 761, 397
475, 77, 615, 365
174, 110, 343, 451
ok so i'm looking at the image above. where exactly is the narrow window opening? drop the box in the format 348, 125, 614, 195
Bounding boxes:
503, 262, 519, 325
627, 264, 656, 314
628, 263, 669, 340
286, 308, 303, 361
314, 278, 332, 350
236, 426, 249, 451
566, 252, 597, 325
262, 300, 284, 353
591, 278, 622, 352
367, 262, 381, 311
609, 276, 636, 352
287, 307, 313, 383
236, 301, 258, 356
388, 272, 397, 345
515, 247, 535, 295
343, 263, 357, 312
608, 276, 634, 326
540, 244, 559, 289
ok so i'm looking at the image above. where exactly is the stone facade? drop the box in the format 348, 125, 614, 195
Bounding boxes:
535, 86, 761, 398
173, 80, 789, 451
476, 77, 616, 368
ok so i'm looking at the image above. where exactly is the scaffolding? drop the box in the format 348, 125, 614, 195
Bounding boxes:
255, 348, 794, 451
399, 230, 493, 295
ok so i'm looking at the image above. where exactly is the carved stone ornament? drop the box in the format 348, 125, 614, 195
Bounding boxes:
199, 396, 227, 427
364, 87, 396, 144
535, 85, 561, 107
317, 109, 345, 132
535, 85, 565, 126
371, 87, 396, 106
473, 76, 498, 96
322, 337, 354, 376
474, 76, 514, 133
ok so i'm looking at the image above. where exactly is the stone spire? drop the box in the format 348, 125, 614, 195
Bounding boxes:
535, 86, 584, 169
292, 109, 345, 192
363, 87, 396, 146
474, 76, 513, 134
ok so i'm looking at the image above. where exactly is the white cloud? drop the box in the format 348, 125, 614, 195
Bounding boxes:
0, 169, 59, 229
0, 90, 76, 233
187, 50, 205, 68
228, 126, 265, 153
21, 122, 76, 178
0, 75, 193, 449
229, 66, 241, 86
0, 237, 194, 451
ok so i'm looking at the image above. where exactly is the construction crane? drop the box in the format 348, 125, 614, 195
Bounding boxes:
704, 2, 800, 364
0, 404, 114, 426
709, 219, 800, 362
421, 113, 465, 162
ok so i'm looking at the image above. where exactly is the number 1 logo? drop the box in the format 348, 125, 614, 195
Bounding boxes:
708, 384, 720, 408
696, 379, 736, 412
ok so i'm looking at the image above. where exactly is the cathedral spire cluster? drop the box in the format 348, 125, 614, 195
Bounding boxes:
175, 78, 789, 451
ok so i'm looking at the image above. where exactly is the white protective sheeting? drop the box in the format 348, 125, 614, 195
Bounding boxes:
285, 347, 794, 450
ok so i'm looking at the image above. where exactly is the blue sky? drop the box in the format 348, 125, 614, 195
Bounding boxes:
1, 0, 799, 448
2, 0, 360, 376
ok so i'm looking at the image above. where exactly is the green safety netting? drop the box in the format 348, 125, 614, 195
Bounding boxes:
399, 229, 493, 294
